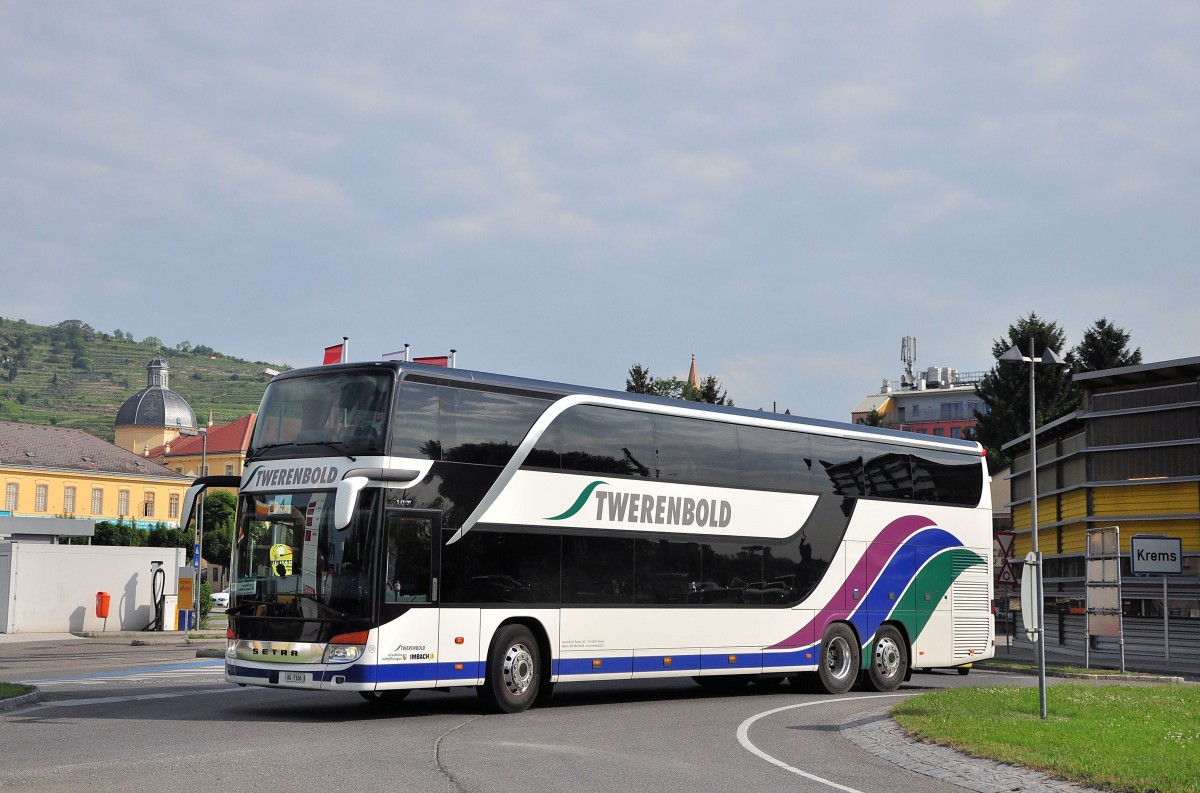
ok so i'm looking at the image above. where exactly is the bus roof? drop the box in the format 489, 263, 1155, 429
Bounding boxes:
274, 360, 983, 455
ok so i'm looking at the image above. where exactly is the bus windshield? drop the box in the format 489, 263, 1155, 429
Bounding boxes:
229, 489, 379, 620
250, 369, 393, 459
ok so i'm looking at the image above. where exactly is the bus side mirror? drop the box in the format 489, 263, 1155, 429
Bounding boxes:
334, 476, 369, 530
181, 484, 205, 532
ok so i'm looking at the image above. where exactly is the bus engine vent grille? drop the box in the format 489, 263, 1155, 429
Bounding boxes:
953, 617, 992, 659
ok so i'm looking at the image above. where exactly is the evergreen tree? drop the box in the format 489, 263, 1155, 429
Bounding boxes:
625, 363, 656, 395
1073, 318, 1141, 374
689, 374, 733, 406
626, 363, 733, 405
973, 313, 1078, 471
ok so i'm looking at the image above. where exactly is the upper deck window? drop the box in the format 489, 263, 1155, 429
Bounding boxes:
391, 380, 550, 465
250, 370, 394, 459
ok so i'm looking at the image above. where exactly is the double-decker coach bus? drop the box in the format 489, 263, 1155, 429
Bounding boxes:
183, 360, 993, 713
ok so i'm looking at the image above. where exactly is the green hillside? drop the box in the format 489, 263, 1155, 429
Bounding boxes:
0, 317, 290, 441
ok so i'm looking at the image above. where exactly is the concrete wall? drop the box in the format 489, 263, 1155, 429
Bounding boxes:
0, 543, 186, 633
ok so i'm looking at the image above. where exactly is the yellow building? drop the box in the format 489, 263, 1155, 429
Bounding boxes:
1, 421, 191, 528
1004, 355, 1199, 667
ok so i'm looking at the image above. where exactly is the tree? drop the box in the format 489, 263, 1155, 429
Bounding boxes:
147, 522, 190, 548
625, 363, 656, 394
973, 313, 1080, 472
625, 363, 733, 405
200, 490, 237, 567
202, 522, 234, 568
202, 490, 237, 533
1073, 318, 1141, 374
690, 374, 733, 406
92, 518, 146, 547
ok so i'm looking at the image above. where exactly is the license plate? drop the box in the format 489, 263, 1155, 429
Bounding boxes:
282, 672, 308, 684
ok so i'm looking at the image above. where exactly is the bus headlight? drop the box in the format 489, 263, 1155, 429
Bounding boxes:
322, 630, 369, 664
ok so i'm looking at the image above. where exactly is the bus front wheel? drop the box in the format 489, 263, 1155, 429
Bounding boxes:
817, 623, 860, 695
479, 624, 541, 714
865, 625, 907, 692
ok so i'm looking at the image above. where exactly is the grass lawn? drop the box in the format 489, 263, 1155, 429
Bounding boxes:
891, 684, 1200, 793
0, 682, 32, 700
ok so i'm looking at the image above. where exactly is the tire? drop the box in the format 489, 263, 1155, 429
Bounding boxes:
957, 666, 971, 676
359, 689, 410, 706
817, 623, 860, 695
865, 625, 907, 692
478, 624, 541, 714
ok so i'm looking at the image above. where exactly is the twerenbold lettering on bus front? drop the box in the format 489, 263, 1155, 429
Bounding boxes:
255, 466, 337, 488
593, 490, 731, 528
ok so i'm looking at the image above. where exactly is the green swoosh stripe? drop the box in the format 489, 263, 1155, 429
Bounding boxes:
547, 480, 607, 521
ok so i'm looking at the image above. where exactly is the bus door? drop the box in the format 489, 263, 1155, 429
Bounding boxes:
377, 511, 440, 687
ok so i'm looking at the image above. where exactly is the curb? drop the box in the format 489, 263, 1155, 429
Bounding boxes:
0, 687, 42, 712
975, 662, 1188, 685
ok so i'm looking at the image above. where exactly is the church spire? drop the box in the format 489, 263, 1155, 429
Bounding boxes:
687, 346, 699, 390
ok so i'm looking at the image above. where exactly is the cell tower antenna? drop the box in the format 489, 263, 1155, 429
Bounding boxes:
901, 336, 917, 388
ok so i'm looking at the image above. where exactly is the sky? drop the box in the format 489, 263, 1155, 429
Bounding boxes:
3, 3, 1198, 421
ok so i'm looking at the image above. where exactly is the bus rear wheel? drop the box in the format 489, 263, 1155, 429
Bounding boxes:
479, 624, 541, 714
817, 623, 860, 695
865, 625, 907, 692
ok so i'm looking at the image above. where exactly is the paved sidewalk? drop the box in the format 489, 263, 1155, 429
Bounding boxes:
0, 632, 78, 644
0, 630, 225, 644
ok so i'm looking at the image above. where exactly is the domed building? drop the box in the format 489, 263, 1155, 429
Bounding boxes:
114, 358, 198, 455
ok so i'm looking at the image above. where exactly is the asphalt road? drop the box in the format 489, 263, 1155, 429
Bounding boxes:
0, 638, 1022, 793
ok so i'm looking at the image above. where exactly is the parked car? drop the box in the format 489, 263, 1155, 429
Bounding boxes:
210, 589, 230, 609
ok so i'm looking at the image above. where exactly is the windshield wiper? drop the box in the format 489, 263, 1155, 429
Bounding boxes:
245, 442, 297, 463
299, 440, 357, 462
247, 440, 356, 463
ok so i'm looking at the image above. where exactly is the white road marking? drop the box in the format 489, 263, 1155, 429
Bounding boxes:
736, 693, 912, 792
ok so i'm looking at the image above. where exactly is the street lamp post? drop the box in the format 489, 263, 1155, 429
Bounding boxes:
193, 427, 207, 628
999, 338, 1066, 720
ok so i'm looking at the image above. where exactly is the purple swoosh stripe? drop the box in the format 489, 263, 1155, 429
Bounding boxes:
770, 513, 937, 649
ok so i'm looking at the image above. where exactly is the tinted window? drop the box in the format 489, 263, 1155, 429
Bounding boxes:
391, 382, 441, 459
762, 539, 804, 604
252, 370, 393, 458
811, 435, 862, 496
698, 542, 764, 605
862, 441, 913, 500
525, 419, 562, 469
634, 539, 702, 604
391, 382, 548, 465
563, 536, 635, 604
654, 415, 740, 486
739, 426, 812, 491
442, 528, 560, 604
555, 406, 656, 477
911, 448, 983, 505
442, 389, 548, 465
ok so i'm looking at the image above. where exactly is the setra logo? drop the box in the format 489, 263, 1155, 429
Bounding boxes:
252, 646, 300, 657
